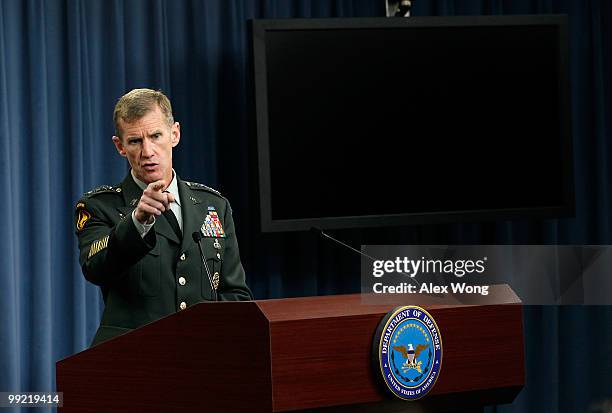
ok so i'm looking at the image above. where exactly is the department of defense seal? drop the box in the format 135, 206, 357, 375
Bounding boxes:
372, 306, 443, 401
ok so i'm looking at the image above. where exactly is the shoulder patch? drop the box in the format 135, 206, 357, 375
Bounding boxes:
185, 181, 222, 196
75, 206, 91, 232
83, 185, 123, 198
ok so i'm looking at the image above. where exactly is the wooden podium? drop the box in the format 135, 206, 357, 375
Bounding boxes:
56, 289, 524, 412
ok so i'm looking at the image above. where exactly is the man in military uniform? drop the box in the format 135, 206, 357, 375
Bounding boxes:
75, 88, 252, 346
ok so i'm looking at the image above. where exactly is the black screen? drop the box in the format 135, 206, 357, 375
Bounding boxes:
253, 17, 572, 231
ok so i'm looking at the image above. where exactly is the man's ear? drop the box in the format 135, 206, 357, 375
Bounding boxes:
171, 122, 181, 148
112, 136, 127, 157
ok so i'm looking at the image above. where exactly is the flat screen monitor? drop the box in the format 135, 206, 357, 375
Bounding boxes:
251, 15, 573, 232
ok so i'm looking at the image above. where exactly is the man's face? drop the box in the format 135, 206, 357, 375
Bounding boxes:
112, 105, 180, 186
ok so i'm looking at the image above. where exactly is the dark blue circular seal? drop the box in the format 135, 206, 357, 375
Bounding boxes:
372, 306, 443, 400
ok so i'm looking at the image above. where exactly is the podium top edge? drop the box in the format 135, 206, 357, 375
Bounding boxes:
253, 286, 521, 322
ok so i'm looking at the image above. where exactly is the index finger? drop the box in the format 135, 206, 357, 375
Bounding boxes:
148, 180, 166, 192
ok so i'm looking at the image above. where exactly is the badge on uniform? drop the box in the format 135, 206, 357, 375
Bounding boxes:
88, 235, 109, 259
201, 206, 226, 238
75, 203, 91, 232
212, 272, 220, 290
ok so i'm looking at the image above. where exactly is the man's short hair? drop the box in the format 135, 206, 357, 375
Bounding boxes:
113, 88, 174, 138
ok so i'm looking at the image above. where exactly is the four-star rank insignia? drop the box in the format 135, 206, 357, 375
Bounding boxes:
201, 206, 226, 238
75, 202, 91, 232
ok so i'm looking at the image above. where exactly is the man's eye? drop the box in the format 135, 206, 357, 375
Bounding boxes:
128, 139, 141, 145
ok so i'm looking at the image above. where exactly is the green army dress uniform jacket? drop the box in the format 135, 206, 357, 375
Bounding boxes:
75, 173, 252, 346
